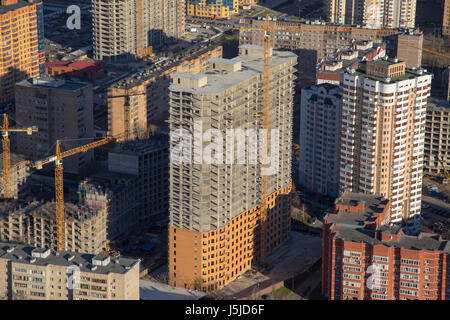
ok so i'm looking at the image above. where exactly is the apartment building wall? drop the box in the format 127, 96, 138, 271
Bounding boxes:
424, 100, 450, 174
108, 44, 223, 141
92, 0, 184, 62
299, 84, 342, 197
384, 32, 423, 69
0, 154, 30, 199
443, 0, 450, 36
238, 19, 400, 62
14, 76, 94, 175
0, 243, 140, 300
0, 0, 44, 105
325, 0, 417, 28
168, 46, 296, 292
322, 193, 450, 300
187, 0, 239, 18
107, 137, 169, 224
339, 60, 432, 232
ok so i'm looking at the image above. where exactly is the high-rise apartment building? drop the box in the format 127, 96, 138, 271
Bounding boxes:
443, 0, 450, 36
0, 242, 140, 300
325, 0, 417, 29
0, 154, 30, 199
0, 0, 44, 105
92, 0, 185, 61
322, 193, 450, 300
424, 100, 450, 174
14, 76, 94, 175
299, 84, 342, 197
339, 59, 431, 232
167, 45, 296, 292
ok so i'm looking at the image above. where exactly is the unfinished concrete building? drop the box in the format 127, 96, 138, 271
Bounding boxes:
0, 153, 30, 199
168, 45, 296, 292
424, 100, 450, 174
0, 243, 140, 300
92, 0, 185, 61
0, 201, 108, 254
108, 43, 223, 141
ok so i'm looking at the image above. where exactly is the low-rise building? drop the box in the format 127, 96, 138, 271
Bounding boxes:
322, 193, 450, 300
0, 242, 140, 300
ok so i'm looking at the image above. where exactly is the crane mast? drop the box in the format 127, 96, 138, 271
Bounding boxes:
31, 137, 116, 250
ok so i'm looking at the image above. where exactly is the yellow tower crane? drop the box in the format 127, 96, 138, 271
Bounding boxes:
30, 137, 116, 250
1, 114, 37, 199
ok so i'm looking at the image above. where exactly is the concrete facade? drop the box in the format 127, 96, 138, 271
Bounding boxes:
0, 201, 108, 254
322, 193, 450, 300
0, 154, 30, 199
108, 43, 223, 141
339, 59, 432, 232
325, 0, 417, 28
424, 100, 450, 174
299, 84, 342, 197
0, 243, 140, 300
14, 76, 94, 175
167, 46, 296, 292
92, 0, 185, 61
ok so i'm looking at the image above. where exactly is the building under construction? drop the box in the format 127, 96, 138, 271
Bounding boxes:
92, 0, 185, 61
0, 201, 108, 254
107, 43, 223, 141
168, 45, 296, 292
0, 153, 30, 200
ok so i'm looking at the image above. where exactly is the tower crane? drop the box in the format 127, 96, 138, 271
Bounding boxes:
1, 114, 37, 199
30, 137, 116, 250
398, 41, 450, 60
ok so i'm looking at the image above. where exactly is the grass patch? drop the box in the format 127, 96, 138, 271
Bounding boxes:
262, 286, 293, 300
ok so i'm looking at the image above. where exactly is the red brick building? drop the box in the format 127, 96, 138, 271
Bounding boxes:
45, 60, 104, 80
322, 193, 450, 300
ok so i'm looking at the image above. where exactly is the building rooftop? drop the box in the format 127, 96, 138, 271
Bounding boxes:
16, 75, 91, 91
428, 99, 450, 111
112, 43, 222, 89
0, 242, 139, 275
109, 136, 169, 157
0, 0, 38, 14
326, 193, 450, 253
170, 48, 297, 95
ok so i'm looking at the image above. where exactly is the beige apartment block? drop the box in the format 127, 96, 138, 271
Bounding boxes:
444, 0, 450, 36
238, 18, 400, 61
108, 43, 223, 141
0, 201, 108, 254
385, 32, 423, 68
424, 100, 450, 174
325, 0, 417, 28
0, 154, 30, 199
92, 0, 185, 61
0, 243, 139, 300
14, 76, 94, 175
339, 59, 432, 233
